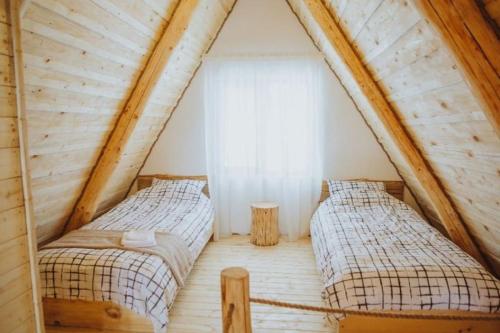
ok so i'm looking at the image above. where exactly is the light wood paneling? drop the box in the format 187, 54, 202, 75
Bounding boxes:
289, 0, 500, 273
21, 0, 235, 241
0, 290, 35, 333
22, 0, 181, 241
301, 0, 485, 266
0, 1, 42, 331
64, 0, 203, 232
95, 0, 236, 216
287, 0, 440, 231
415, 0, 500, 136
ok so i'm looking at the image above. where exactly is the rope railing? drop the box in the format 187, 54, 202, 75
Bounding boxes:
249, 297, 500, 321
220, 267, 500, 333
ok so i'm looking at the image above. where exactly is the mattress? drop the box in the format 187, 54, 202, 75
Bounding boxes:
39, 181, 214, 333
311, 185, 500, 316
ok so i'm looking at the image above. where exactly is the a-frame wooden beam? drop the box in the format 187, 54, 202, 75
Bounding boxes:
64, 0, 200, 233
299, 0, 488, 267
415, 0, 500, 137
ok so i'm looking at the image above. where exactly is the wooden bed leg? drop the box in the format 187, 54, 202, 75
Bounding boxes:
221, 267, 252, 333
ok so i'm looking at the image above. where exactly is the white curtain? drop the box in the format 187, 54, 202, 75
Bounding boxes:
204, 56, 323, 241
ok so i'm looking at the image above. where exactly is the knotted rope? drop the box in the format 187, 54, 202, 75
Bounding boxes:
249, 297, 500, 321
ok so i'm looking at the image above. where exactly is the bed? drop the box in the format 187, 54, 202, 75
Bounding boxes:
311, 180, 500, 333
39, 174, 213, 333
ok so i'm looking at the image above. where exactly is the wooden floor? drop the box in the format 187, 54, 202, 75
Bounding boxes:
168, 236, 335, 333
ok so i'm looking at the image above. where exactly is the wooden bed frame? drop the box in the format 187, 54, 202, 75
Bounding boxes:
218, 179, 499, 333
337, 311, 499, 333
221, 267, 500, 333
44, 177, 499, 332
317, 179, 499, 332
43, 174, 210, 333
44, 298, 153, 333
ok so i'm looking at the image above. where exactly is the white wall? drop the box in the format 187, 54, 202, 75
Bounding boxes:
143, 73, 207, 175
141, 0, 412, 200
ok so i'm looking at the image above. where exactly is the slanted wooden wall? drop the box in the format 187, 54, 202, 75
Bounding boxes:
94, 0, 235, 216
23, 0, 180, 242
6, 0, 497, 279
22, 0, 235, 242
0, 0, 42, 331
290, 0, 500, 273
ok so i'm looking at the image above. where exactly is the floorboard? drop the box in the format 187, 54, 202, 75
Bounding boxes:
168, 235, 336, 333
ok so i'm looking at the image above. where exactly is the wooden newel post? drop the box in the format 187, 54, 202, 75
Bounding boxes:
221, 267, 252, 333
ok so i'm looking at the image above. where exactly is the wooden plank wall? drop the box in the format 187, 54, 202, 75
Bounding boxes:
0, 0, 40, 331
288, 0, 441, 226
22, 0, 177, 242
290, 0, 500, 273
22, 0, 234, 242
94, 0, 235, 215
15, 0, 498, 271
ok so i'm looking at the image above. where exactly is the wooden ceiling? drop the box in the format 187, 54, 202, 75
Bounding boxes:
21, 0, 236, 242
288, 0, 499, 273
14, 0, 499, 274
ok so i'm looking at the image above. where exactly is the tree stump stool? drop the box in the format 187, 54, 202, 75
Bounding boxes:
250, 202, 279, 246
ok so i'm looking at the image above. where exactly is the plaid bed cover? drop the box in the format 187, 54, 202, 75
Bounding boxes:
39, 182, 214, 333
311, 193, 500, 316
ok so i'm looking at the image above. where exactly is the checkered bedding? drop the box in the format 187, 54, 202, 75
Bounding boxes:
311, 181, 500, 317
39, 180, 214, 333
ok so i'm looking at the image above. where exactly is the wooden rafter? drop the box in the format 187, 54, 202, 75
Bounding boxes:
64, 0, 200, 233
415, 0, 500, 137
299, 0, 488, 267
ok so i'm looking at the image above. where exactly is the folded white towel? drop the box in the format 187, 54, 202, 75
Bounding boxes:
121, 230, 156, 248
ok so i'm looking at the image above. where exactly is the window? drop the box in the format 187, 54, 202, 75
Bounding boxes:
205, 57, 323, 239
